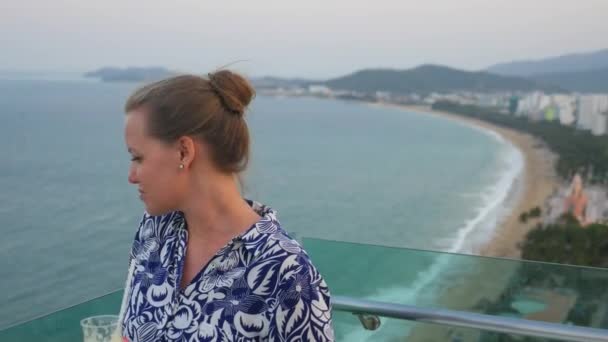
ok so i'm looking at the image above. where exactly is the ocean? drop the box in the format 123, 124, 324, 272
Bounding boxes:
0, 76, 523, 338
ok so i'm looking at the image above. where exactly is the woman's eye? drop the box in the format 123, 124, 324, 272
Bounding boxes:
130, 156, 142, 162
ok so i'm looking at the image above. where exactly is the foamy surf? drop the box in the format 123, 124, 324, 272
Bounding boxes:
339, 121, 525, 341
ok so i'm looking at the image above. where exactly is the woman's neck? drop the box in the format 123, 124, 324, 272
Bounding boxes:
180, 173, 260, 243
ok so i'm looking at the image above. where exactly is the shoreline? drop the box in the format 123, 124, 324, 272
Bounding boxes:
373, 103, 560, 259
371, 103, 561, 341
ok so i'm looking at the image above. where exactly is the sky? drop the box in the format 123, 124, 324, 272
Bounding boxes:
1, 0, 607, 79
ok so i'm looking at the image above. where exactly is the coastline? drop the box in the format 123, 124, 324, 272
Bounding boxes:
374, 103, 560, 259
371, 103, 561, 341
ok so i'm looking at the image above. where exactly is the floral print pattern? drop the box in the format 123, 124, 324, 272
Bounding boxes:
121, 200, 334, 341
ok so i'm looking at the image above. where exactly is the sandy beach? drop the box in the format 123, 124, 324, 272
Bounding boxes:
376, 103, 560, 259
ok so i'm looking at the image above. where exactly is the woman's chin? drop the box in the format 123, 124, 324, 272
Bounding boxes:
142, 202, 159, 215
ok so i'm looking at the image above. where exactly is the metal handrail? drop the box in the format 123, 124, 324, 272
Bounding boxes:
332, 296, 608, 342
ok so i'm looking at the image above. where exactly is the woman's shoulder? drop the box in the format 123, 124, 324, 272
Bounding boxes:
252, 227, 325, 283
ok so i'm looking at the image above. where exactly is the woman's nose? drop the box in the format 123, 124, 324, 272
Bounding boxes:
128, 165, 139, 184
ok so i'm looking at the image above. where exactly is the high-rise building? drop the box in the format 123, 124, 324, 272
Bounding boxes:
553, 95, 576, 125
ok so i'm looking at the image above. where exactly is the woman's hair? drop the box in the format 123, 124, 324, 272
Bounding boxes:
125, 70, 255, 173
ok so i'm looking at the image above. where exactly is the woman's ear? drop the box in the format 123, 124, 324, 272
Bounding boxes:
177, 136, 196, 169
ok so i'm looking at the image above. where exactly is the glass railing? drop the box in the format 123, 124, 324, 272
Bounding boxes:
1, 237, 608, 341
0, 290, 123, 342
305, 238, 608, 341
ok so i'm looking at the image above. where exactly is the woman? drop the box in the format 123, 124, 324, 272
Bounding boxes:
118, 70, 334, 341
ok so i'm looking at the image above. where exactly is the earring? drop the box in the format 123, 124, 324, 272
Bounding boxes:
179, 164, 184, 169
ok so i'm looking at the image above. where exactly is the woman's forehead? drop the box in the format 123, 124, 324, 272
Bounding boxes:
125, 109, 151, 144
125, 109, 147, 132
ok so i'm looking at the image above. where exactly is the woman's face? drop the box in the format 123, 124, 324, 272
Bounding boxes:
124, 108, 186, 215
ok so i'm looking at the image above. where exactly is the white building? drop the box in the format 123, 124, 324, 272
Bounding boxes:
592, 113, 607, 136
516, 92, 547, 119
308, 85, 332, 96
553, 94, 576, 126
577, 95, 608, 134
375, 91, 391, 101
478, 94, 501, 107
577, 96, 595, 130
538, 94, 552, 111
515, 99, 529, 116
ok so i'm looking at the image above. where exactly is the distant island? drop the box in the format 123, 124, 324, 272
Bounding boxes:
84, 67, 176, 82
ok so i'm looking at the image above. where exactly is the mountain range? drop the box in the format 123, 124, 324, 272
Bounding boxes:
86, 48, 608, 93
486, 49, 608, 76
323, 65, 561, 94
486, 49, 608, 93
256, 49, 607, 94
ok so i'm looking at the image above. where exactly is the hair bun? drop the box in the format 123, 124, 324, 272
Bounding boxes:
208, 70, 255, 117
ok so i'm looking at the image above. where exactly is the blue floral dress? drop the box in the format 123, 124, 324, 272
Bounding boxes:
119, 200, 334, 341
